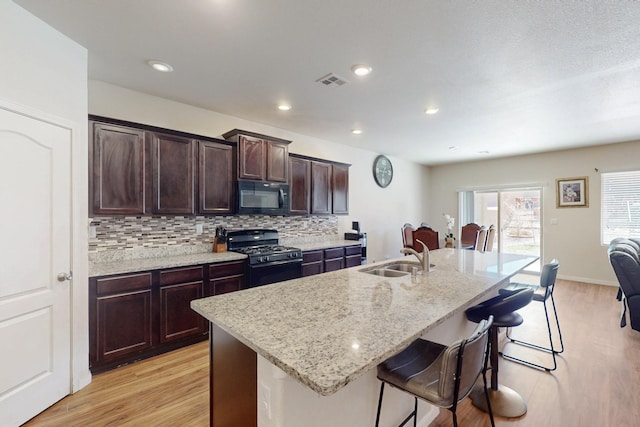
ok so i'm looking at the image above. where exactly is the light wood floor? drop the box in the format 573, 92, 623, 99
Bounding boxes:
24, 279, 640, 427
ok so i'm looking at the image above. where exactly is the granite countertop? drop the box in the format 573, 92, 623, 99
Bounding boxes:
89, 250, 247, 277
89, 240, 361, 277
191, 249, 538, 396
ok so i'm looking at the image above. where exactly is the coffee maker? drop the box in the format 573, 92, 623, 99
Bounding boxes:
344, 221, 367, 264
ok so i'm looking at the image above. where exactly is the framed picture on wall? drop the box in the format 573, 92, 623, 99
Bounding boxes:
556, 177, 588, 208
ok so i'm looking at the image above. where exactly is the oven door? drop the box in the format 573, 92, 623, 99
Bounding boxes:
246, 259, 302, 288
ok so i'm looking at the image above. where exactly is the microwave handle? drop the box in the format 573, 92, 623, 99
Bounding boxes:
279, 188, 284, 208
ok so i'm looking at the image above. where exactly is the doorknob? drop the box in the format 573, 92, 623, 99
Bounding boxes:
57, 272, 73, 282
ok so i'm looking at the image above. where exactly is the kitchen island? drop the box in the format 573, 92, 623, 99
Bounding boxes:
191, 248, 538, 426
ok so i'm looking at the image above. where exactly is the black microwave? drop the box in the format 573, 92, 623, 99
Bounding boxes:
237, 180, 290, 215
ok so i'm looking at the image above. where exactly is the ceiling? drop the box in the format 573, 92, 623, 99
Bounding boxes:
15, 0, 640, 165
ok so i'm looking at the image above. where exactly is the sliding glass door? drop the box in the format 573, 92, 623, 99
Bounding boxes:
460, 187, 541, 272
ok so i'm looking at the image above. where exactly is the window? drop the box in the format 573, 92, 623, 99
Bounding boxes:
601, 170, 640, 244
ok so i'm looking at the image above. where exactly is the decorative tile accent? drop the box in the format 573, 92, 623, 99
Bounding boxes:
89, 215, 339, 259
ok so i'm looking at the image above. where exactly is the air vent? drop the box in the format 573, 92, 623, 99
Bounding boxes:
316, 73, 349, 87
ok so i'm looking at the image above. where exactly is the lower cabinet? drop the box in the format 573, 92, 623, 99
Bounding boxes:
302, 244, 363, 277
159, 266, 206, 344
208, 261, 246, 295
89, 261, 245, 373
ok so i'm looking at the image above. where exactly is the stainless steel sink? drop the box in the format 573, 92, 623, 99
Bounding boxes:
359, 261, 435, 277
385, 262, 435, 272
363, 268, 409, 277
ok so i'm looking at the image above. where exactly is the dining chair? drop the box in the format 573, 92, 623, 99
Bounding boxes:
484, 225, 496, 252
499, 260, 563, 371
412, 226, 439, 251
401, 223, 414, 249
474, 227, 488, 252
460, 223, 481, 249
375, 316, 495, 427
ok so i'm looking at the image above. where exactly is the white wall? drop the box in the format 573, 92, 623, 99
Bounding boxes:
427, 141, 640, 285
88, 80, 428, 263
2, 0, 89, 391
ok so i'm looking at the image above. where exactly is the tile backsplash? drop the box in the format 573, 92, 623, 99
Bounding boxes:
89, 215, 339, 255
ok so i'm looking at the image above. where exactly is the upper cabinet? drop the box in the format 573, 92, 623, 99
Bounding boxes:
289, 156, 311, 215
223, 129, 291, 182
289, 154, 350, 216
90, 121, 149, 215
149, 132, 196, 215
198, 141, 234, 215
90, 116, 235, 216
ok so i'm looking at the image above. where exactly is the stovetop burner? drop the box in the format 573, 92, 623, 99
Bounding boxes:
226, 229, 302, 265
233, 245, 299, 255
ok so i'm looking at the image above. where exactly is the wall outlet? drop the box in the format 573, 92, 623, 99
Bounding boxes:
196, 224, 203, 234
88, 225, 96, 238
259, 382, 272, 420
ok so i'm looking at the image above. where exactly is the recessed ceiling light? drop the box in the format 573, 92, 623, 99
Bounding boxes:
424, 107, 439, 115
351, 129, 363, 135
351, 64, 372, 77
278, 104, 291, 111
478, 150, 490, 155
448, 146, 458, 151
147, 60, 173, 72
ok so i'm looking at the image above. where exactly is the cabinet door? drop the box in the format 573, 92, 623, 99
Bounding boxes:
266, 141, 288, 182
199, 141, 234, 214
159, 267, 205, 344
211, 275, 243, 295
289, 157, 311, 215
332, 164, 349, 214
311, 161, 332, 214
90, 273, 153, 366
209, 261, 246, 296
151, 132, 196, 214
90, 121, 147, 215
238, 135, 265, 180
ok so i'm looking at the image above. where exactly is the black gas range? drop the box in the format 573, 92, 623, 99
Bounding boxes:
227, 229, 302, 288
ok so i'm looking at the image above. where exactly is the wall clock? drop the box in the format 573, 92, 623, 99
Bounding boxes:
373, 155, 393, 188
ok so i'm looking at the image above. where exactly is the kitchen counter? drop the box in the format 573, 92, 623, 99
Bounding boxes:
89, 240, 360, 277
191, 249, 538, 397
89, 251, 246, 277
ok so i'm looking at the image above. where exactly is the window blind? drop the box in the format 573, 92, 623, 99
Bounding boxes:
602, 170, 640, 244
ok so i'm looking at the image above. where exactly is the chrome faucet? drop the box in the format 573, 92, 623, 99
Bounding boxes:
400, 239, 431, 272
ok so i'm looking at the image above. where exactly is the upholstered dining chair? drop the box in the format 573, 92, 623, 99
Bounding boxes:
474, 227, 488, 252
401, 223, 414, 249
375, 317, 495, 427
484, 225, 496, 252
460, 223, 481, 249
412, 226, 439, 251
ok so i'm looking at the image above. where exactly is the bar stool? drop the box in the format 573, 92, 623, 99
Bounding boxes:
465, 288, 534, 418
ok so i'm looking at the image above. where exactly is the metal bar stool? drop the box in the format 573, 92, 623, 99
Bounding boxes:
465, 288, 534, 418
375, 317, 495, 427
499, 260, 563, 371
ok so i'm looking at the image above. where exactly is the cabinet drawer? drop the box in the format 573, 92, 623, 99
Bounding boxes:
302, 261, 323, 277
210, 261, 245, 279
324, 257, 344, 272
303, 250, 323, 263
345, 245, 362, 256
159, 266, 203, 286
345, 255, 362, 268
324, 247, 344, 259
95, 272, 152, 296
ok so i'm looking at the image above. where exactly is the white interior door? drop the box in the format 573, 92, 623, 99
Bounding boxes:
0, 106, 72, 426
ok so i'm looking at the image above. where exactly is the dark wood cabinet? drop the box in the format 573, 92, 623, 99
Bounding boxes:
311, 161, 332, 214
289, 156, 311, 215
89, 261, 245, 373
291, 154, 350, 215
345, 244, 363, 267
302, 250, 323, 277
223, 129, 290, 182
331, 163, 349, 215
150, 132, 196, 215
323, 247, 345, 272
158, 266, 206, 344
198, 140, 234, 214
89, 121, 148, 215
90, 273, 153, 367
208, 261, 245, 296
